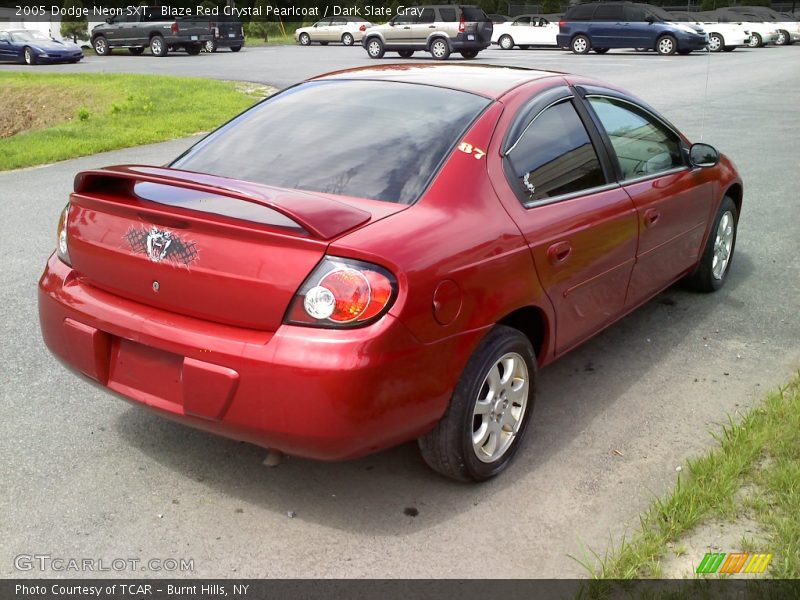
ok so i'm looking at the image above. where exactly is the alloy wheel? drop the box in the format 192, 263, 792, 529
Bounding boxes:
712, 211, 734, 280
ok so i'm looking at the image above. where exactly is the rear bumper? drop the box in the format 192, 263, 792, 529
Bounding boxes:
213, 35, 245, 47
39, 255, 476, 460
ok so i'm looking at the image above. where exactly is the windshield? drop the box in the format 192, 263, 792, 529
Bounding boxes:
172, 80, 491, 205
647, 6, 677, 21
10, 30, 50, 42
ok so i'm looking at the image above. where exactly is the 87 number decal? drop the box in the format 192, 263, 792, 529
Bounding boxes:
458, 142, 486, 160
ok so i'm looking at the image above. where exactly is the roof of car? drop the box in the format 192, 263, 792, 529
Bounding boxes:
312, 64, 564, 99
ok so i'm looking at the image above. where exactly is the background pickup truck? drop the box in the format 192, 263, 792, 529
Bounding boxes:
91, 8, 212, 57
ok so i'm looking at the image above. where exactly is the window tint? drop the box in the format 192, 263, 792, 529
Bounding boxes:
392, 12, 414, 24
513, 16, 532, 25
172, 81, 490, 205
418, 8, 435, 23
566, 4, 595, 20
315, 18, 331, 26
506, 101, 606, 203
439, 8, 457, 22
331, 19, 347, 26
588, 97, 684, 180
624, 5, 646, 21
594, 4, 624, 21
462, 7, 488, 21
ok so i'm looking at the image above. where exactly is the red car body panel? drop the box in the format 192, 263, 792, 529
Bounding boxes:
38, 65, 743, 460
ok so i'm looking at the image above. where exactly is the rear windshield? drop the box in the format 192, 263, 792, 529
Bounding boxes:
172, 80, 490, 205
462, 7, 489, 21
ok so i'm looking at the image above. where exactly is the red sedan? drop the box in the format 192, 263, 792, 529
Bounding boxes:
39, 65, 742, 481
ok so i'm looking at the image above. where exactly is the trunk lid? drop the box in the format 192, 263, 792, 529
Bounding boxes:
65, 165, 399, 331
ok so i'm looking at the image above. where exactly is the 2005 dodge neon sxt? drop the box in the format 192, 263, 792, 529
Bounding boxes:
39, 65, 742, 481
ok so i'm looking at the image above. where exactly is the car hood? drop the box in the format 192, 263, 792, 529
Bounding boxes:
30, 39, 81, 51
668, 22, 705, 33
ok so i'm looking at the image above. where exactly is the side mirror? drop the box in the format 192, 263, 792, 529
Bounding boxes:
645, 15, 655, 23
689, 143, 720, 168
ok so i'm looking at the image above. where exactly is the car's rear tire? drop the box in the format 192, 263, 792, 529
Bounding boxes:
460, 49, 479, 59
204, 40, 217, 53
429, 37, 451, 60
683, 196, 738, 292
397, 49, 414, 58
93, 35, 110, 56
571, 34, 590, 54
748, 33, 762, 48
299, 33, 311, 46
230, 46, 241, 52
185, 43, 202, 55
23, 46, 37, 65
499, 34, 514, 50
150, 35, 168, 57
365, 37, 384, 59
708, 33, 724, 52
776, 30, 789, 46
128, 46, 145, 55
656, 35, 677, 55
341, 32, 354, 46
594, 47, 609, 54
418, 325, 536, 482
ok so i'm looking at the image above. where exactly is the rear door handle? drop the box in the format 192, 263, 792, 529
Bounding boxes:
403, 26, 411, 29
547, 241, 572, 265
428, 26, 435, 28
644, 208, 661, 228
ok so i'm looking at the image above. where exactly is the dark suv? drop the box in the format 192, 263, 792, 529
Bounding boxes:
557, 2, 708, 55
362, 5, 493, 60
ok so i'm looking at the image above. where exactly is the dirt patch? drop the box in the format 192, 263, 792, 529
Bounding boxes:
0, 85, 91, 138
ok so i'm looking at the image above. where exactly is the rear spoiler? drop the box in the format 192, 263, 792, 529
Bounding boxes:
73, 165, 372, 240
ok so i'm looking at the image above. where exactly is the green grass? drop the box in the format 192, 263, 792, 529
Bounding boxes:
573, 373, 800, 579
246, 35, 297, 46
0, 73, 265, 171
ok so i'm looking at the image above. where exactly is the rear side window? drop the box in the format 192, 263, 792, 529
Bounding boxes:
418, 8, 435, 23
439, 8, 457, 22
506, 101, 606, 203
173, 81, 490, 205
588, 97, 684, 180
594, 4, 624, 21
565, 5, 595, 20
624, 5, 647, 21
462, 7, 488, 21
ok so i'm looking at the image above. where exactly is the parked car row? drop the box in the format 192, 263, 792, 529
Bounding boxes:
293, 2, 800, 59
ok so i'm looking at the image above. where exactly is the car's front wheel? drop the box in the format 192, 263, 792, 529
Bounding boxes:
418, 325, 536, 482
204, 39, 217, 53
429, 38, 451, 60
571, 34, 591, 54
365, 37, 384, 58
656, 35, 677, 55
498, 34, 514, 50
748, 33, 762, 48
93, 35, 110, 56
299, 33, 311, 46
776, 30, 789, 46
341, 32, 354, 46
708, 33, 724, 52
150, 35, 168, 57
23, 46, 37, 65
684, 196, 738, 292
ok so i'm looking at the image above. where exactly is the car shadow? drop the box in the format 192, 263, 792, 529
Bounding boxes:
115, 251, 754, 535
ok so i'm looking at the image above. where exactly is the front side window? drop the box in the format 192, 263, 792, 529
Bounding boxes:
173, 80, 490, 205
588, 97, 684, 180
506, 100, 606, 203
513, 17, 532, 26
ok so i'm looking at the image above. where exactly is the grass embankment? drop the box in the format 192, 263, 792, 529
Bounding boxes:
0, 72, 267, 171
578, 373, 800, 579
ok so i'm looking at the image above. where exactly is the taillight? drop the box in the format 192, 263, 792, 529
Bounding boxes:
56, 203, 71, 266
171, 21, 179, 34
559, 20, 566, 27
359, 24, 367, 31
284, 257, 397, 328
459, 15, 465, 33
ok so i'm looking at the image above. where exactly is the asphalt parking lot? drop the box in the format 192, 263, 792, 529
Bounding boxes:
1, 45, 799, 578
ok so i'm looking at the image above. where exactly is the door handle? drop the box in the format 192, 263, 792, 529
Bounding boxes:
403, 26, 411, 29
428, 26, 435, 28
547, 241, 572, 265
643, 209, 661, 228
